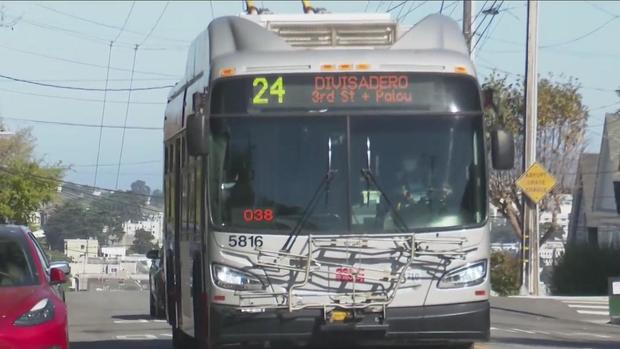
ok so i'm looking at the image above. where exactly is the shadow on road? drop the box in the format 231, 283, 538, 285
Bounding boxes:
493, 337, 620, 348
70, 340, 170, 349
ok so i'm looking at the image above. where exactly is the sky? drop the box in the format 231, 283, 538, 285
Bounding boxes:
1, 0, 619, 192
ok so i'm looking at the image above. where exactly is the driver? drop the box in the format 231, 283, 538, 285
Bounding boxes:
394, 154, 428, 209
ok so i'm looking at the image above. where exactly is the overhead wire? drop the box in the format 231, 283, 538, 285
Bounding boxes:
0, 74, 174, 92
116, 45, 139, 189
0, 87, 166, 105
473, 0, 505, 51
1, 116, 162, 130
93, 40, 115, 189
0, 44, 178, 78
138, 2, 170, 47
35, 3, 189, 44
114, 1, 169, 189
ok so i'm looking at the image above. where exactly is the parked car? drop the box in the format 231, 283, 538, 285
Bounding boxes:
146, 248, 166, 319
0, 225, 69, 349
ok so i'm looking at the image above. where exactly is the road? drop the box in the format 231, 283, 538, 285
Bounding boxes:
67, 291, 620, 349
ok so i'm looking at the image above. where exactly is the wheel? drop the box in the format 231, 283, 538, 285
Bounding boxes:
149, 293, 156, 317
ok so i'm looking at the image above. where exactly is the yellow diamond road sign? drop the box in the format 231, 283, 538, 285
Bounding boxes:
515, 162, 557, 204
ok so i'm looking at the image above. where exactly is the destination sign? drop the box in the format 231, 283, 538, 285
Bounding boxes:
210, 73, 481, 114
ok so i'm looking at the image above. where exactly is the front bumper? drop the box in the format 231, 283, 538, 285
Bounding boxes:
210, 301, 489, 345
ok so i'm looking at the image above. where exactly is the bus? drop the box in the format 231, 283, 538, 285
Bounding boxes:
163, 8, 514, 349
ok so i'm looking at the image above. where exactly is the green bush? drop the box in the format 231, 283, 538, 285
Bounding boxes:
490, 251, 521, 296
551, 245, 620, 296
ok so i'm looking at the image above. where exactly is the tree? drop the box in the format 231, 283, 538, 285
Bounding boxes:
150, 189, 164, 209
483, 73, 588, 244
44, 189, 147, 249
0, 122, 64, 224
131, 180, 151, 198
130, 229, 156, 254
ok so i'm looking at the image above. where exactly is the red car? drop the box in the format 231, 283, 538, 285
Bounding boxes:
0, 225, 69, 349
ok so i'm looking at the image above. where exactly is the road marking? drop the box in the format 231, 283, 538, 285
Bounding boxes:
511, 328, 536, 334
562, 332, 612, 339
474, 345, 490, 349
568, 305, 609, 309
576, 310, 609, 316
113, 319, 150, 324
116, 334, 158, 340
113, 319, 168, 324
160, 333, 172, 337
561, 300, 608, 304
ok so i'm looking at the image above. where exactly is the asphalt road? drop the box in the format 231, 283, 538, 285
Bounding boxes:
67, 291, 620, 349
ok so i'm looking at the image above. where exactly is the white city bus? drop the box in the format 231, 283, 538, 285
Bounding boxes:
163, 10, 514, 349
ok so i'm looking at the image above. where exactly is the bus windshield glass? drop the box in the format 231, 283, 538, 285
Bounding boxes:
208, 73, 485, 233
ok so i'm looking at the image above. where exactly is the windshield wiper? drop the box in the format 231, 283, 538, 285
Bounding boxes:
281, 138, 337, 252
361, 137, 410, 233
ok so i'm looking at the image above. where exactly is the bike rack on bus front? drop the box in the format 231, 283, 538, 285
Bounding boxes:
218, 233, 469, 312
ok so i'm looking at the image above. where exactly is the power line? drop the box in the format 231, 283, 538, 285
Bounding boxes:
138, 2, 170, 47
397, 1, 428, 23
0, 87, 166, 105
439, 0, 445, 14
540, 14, 620, 49
1, 116, 162, 130
94, 42, 115, 189
71, 160, 161, 168
112, 2, 135, 43
473, 1, 505, 51
0, 73, 174, 92
116, 46, 140, 189
34, 3, 189, 44
0, 44, 177, 78
0, 165, 163, 213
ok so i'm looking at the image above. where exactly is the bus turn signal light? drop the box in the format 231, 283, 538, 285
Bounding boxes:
220, 67, 236, 77
454, 66, 468, 74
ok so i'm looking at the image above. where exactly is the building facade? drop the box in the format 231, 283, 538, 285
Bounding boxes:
64, 238, 99, 262
568, 113, 620, 248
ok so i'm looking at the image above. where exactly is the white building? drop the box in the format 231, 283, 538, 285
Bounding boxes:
101, 246, 127, 258
65, 238, 99, 262
121, 212, 164, 247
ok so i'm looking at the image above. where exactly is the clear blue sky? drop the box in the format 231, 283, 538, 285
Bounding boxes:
1, 1, 618, 191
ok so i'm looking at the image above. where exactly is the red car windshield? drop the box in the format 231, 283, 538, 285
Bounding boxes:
0, 237, 38, 287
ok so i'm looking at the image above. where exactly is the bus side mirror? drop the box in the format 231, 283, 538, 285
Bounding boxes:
490, 129, 514, 170
187, 114, 209, 156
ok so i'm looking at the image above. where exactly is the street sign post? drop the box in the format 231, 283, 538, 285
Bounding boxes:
516, 162, 557, 204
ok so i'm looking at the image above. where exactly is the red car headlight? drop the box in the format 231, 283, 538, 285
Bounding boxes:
14, 298, 55, 327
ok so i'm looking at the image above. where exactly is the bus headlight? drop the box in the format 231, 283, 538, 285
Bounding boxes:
437, 260, 487, 289
212, 264, 263, 291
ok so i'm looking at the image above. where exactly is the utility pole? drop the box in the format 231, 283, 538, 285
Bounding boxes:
462, 0, 473, 54
82, 239, 89, 275
522, 0, 540, 296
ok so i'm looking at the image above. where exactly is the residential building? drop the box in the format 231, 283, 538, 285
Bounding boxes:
121, 212, 164, 247
64, 238, 99, 262
568, 113, 620, 248
101, 246, 127, 258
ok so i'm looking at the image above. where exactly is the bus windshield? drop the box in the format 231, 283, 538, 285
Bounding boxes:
208, 72, 486, 233
207, 114, 485, 233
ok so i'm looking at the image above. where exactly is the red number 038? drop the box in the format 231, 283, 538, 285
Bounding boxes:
243, 209, 274, 222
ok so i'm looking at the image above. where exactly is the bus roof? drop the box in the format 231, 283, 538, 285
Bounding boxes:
167, 13, 475, 100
